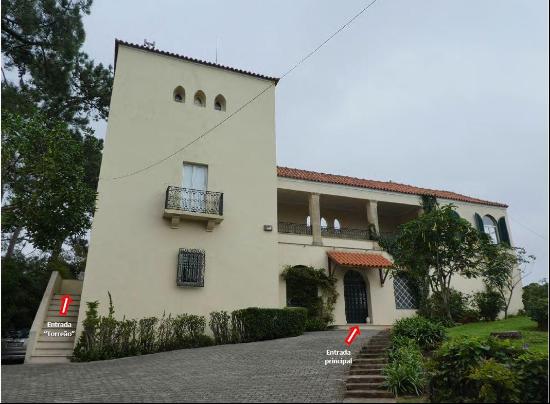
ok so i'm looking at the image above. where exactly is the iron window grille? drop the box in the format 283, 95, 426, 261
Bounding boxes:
177, 248, 205, 287
393, 275, 417, 309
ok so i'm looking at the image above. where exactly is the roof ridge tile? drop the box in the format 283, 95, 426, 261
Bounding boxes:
277, 166, 507, 208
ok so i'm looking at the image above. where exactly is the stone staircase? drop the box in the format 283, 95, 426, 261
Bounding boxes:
25, 272, 83, 364
31, 294, 81, 363
344, 330, 395, 403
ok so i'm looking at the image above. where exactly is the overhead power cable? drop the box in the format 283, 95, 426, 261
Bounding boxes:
106, 0, 379, 181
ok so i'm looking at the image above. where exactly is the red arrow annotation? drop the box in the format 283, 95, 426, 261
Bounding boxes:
344, 326, 361, 346
59, 295, 74, 316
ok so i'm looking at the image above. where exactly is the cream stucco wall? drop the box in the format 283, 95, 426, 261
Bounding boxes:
78, 45, 279, 335
277, 239, 416, 325
276, 177, 523, 324
80, 44, 521, 336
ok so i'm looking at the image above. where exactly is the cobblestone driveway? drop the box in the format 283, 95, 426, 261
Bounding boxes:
2, 330, 378, 402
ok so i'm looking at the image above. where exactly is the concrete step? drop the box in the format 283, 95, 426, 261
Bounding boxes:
34, 341, 75, 350
26, 356, 72, 364
345, 390, 394, 399
350, 369, 387, 376
352, 363, 386, 370
343, 398, 395, 403
38, 335, 76, 342
46, 309, 80, 316
33, 348, 73, 357
350, 367, 385, 375
347, 375, 386, 383
42, 322, 76, 331
346, 382, 386, 390
354, 359, 388, 365
357, 353, 387, 358
43, 315, 78, 322
52, 294, 81, 299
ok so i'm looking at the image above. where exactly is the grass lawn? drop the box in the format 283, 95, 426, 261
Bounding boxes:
446, 316, 548, 353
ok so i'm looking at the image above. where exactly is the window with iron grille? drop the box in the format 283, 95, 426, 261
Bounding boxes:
393, 275, 417, 309
177, 249, 205, 287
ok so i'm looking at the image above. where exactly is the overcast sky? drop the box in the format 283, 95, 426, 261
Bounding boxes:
82, 0, 549, 282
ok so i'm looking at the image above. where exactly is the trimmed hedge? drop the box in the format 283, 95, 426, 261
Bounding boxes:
231, 307, 307, 343
73, 300, 213, 362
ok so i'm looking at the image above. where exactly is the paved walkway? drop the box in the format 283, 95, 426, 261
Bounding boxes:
2, 330, 377, 402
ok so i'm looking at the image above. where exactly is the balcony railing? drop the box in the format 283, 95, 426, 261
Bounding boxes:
278, 222, 371, 240
278, 222, 312, 235
321, 226, 370, 240
165, 186, 223, 216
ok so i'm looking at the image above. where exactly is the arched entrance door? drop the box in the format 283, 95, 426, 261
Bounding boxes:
344, 270, 368, 323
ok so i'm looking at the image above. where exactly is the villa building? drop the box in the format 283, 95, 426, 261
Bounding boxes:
25, 40, 522, 363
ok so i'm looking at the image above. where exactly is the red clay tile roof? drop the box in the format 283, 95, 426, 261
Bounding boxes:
277, 167, 507, 208
327, 251, 393, 268
115, 40, 279, 84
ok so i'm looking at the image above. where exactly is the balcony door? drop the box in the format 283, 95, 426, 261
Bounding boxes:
182, 164, 208, 212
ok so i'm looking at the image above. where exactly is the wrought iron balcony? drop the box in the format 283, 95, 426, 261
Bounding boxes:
164, 186, 223, 230
277, 221, 372, 241
321, 226, 370, 240
278, 222, 312, 235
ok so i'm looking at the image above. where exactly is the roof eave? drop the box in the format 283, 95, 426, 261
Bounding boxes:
113, 39, 280, 84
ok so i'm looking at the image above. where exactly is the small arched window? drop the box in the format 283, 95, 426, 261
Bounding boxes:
483, 215, 499, 244
214, 94, 226, 111
334, 219, 341, 230
320, 217, 328, 229
306, 216, 311, 227
194, 90, 206, 107
173, 86, 185, 103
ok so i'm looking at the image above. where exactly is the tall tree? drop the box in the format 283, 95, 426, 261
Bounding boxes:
1, 0, 112, 133
1, 0, 112, 258
483, 244, 535, 319
1, 111, 97, 259
383, 204, 488, 321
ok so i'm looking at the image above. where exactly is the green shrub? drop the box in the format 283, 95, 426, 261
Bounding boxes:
459, 308, 481, 324
305, 317, 329, 332
513, 351, 549, 403
474, 290, 505, 321
73, 301, 100, 361
522, 282, 548, 330
428, 336, 549, 403
421, 289, 469, 325
209, 311, 232, 344
231, 307, 307, 343
468, 359, 520, 403
392, 316, 446, 351
73, 296, 211, 362
384, 341, 426, 396
281, 266, 338, 324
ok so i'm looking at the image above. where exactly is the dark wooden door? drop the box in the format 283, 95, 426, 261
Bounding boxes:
344, 270, 368, 323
